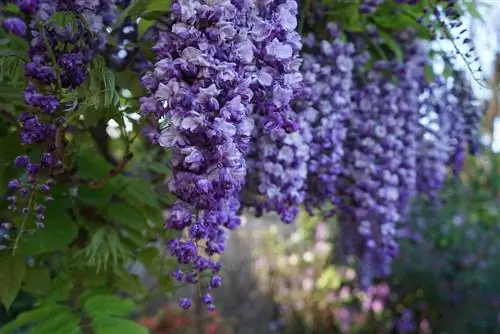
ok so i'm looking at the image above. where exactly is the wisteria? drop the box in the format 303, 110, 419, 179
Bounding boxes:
301, 24, 355, 216
243, 0, 304, 223
140, 0, 258, 310
334, 35, 427, 287
1, 0, 488, 315
416, 77, 452, 199
5, 1, 116, 228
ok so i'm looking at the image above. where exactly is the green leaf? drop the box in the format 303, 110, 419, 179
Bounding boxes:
92, 318, 149, 334
84, 295, 136, 319
82, 227, 130, 272
123, 179, 160, 208
464, 2, 485, 24
112, 269, 147, 296
102, 68, 118, 107
106, 203, 147, 233
15, 202, 78, 256
28, 309, 80, 334
23, 268, 50, 296
0, 253, 26, 310
43, 274, 73, 304
0, 305, 68, 334
148, 161, 171, 175
47, 11, 78, 31
378, 30, 404, 63
77, 267, 110, 288
78, 185, 116, 207
137, 19, 155, 38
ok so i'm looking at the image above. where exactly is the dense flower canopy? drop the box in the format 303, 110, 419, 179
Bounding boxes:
0, 0, 486, 312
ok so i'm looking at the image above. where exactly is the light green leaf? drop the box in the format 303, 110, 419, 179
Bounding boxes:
102, 68, 117, 107
0, 305, 68, 334
23, 268, 50, 296
28, 309, 80, 334
137, 19, 155, 38
43, 274, 73, 304
0, 253, 26, 310
92, 318, 149, 334
83, 295, 136, 319
114, 0, 150, 28
465, 2, 485, 24
83, 227, 130, 272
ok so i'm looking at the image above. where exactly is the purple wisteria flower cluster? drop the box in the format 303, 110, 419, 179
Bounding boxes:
139, 0, 260, 311
334, 38, 427, 288
416, 77, 452, 200
243, 0, 304, 223
4, 0, 116, 228
300, 24, 354, 216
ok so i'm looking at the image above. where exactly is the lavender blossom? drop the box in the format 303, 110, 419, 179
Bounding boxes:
300, 26, 355, 215
139, 0, 256, 308
335, 36, 426, 288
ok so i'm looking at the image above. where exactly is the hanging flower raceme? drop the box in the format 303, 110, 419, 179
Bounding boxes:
5, 1, 116, 228
249, 0, 302, 133
139, 0, 257, 310
300, 24, 355, 216
452, 71, 483, 155
416, 77, 452, 200
335, 36, 425, 288
242, 0, 304, 224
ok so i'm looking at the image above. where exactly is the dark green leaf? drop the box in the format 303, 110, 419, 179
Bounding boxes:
76, 146, 114, 179
148, 162, 171, 175
378, 30, 404, 63
0, 253, 26, 310
23, 268, 50, 296
15, 200, 78, 256
106, 203, 147, 233
123, 179, 160, 208
78, 185, 116, 207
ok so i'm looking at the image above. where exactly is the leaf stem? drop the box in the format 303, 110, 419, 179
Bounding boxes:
12, 188, 36, 256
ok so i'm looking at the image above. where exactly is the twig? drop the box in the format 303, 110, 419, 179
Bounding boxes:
88, 152, 133, 189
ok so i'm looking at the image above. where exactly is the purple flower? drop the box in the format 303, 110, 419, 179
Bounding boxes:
178, 298, 192, 310
139, 0, 258, 307
2, 17, 27, 36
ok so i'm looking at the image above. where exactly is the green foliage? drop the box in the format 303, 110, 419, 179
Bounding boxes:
0, 254, 25, 310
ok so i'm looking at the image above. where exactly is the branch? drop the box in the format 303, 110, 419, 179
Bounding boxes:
88, 152, 133, 189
